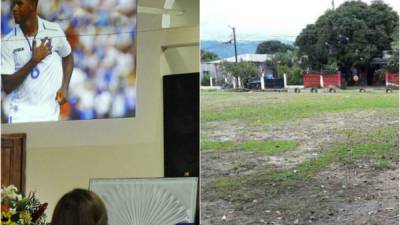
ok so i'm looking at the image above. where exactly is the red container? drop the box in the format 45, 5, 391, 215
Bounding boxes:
323, 72, 341, 88
385, 71, 399, 86
303, 73, 321, 88
303, 72, 341, 88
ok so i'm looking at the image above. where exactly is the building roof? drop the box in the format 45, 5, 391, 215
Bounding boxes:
208, 54, 272, 64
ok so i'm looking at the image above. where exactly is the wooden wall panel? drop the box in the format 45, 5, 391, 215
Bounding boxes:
1, 134, 26, 192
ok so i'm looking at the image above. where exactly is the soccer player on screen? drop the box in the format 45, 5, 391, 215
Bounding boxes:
1, 0, 73, 123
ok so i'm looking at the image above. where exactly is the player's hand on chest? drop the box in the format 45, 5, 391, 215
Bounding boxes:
13, 36, 55, 67
32, 37, 53, 63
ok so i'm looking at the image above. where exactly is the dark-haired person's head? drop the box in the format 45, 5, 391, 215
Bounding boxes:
12, 0, 38, 24
51, 189, 108, 225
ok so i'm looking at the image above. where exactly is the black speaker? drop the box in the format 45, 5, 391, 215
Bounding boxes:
163, 73, 199, 177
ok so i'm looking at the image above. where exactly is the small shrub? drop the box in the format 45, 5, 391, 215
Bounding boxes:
201, 75, 211, 86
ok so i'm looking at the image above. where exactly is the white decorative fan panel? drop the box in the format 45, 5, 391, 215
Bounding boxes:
89, 178, 198, 225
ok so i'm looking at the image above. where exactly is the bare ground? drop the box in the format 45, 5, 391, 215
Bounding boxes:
201, 109, 399, 225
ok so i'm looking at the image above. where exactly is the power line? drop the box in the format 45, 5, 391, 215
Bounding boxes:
2, 20, 209, 42
1, 25, 180, 43
1, 30, 136, 42
201, 42, 230, 50
202, 33, 300, 39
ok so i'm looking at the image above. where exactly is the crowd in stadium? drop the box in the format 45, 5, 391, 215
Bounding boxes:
1, 0, 137, 121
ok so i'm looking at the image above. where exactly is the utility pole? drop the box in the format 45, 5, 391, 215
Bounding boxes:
227, 26, 239, 88
232, 26, 238, 63
331, 0, 335, 10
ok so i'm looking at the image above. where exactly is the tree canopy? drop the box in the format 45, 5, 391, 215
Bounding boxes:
219, 61, 259, 82
265, 49, 305, 85
256, 40, 294, 54
201, 49, 219, 62
295, 0, 399, 73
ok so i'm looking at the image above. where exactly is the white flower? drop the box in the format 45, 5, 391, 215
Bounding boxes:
4, 185, 18, 193
2, 185, 19, 199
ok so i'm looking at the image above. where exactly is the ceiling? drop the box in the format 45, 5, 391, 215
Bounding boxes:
138, 0, 199, 31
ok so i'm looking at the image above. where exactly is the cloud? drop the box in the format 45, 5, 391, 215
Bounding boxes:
201, 0, 399, 40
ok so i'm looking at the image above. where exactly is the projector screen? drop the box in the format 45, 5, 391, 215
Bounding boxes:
1, 0, 137, 124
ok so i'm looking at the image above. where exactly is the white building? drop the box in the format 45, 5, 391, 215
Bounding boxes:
201, 53, 274, 81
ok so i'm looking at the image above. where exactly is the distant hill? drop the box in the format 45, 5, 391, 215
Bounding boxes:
201, 40, 260, 59
201, 39, 294, 59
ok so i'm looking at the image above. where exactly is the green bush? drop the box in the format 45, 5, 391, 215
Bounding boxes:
387, 56, 399, 73
286, 67, 303, 85
201, 75, 211, 86
323, 61, 338, 74
374, 68, 386, 85
276, 64, 290, 79
219, 61, 259, 82
215, 77, 226, 86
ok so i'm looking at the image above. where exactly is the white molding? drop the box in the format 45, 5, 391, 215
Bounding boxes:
138, 6, 184, 15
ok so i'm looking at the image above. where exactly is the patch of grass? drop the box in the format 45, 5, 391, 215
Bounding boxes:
291, 141, 395, 180
275, 133, 397, 181
201, 92, 399, 125
201, 141, 236, 150
365, 127, 399, 143
201, 89, 220, 92
209, 127, 398, 191
212, 178, 243, 191
372, 159, 391, 170
239, 140, 297, 153
201, 140, 297, 154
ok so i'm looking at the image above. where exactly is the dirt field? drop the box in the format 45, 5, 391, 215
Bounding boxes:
200, 91, 399, 225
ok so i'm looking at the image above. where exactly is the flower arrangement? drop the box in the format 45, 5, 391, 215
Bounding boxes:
1, 185, 48, 225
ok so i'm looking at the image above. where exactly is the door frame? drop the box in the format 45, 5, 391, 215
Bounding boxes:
1, 133, 26, 193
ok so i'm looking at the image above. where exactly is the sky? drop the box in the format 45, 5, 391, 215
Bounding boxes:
200, 0, 400, 41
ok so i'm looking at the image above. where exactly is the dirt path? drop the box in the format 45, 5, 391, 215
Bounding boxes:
201, 109, 399, 225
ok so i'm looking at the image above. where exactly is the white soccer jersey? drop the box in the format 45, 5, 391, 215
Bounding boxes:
1, 17, 72, 123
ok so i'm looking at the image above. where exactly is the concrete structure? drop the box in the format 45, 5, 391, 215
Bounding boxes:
201, 53, 274, 83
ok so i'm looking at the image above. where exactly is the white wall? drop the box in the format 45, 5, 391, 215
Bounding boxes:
1, 0, 199, 218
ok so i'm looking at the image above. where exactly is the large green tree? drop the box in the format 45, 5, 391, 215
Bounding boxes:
265, 49, 304, 85
388, 23, 399, 72
295, 0, 399, 84
256, 40, 294, 54
219, 61, 259, 86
